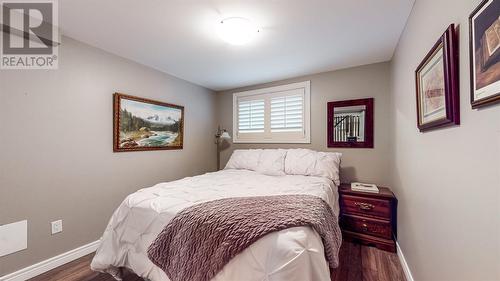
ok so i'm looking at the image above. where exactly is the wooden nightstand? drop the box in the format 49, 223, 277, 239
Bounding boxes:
338, 183, 398, 252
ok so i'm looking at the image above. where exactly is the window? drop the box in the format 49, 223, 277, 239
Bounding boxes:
233, 81, 310, 143
238, 99, 265, 133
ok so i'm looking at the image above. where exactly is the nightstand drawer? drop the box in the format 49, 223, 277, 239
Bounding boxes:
341, 214, 392, 240
340, 195, 391, 219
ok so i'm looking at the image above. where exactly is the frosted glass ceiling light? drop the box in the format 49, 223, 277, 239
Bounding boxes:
217, 17, 259, 45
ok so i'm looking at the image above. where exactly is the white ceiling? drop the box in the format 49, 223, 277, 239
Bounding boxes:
60, 0, 414, 91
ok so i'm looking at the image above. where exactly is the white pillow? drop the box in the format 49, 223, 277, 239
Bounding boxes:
284, 148, 342, 185
224, 149, 262, 171
256, 149, 287, 176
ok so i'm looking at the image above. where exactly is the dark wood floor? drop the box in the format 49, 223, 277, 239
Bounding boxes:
330, 243, 405, 281
28, 242, 406, 281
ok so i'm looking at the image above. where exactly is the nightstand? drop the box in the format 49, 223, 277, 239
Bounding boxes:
338, 183, 398, 252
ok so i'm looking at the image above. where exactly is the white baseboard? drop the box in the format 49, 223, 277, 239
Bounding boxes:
0, 240, 100, 281
396, 241, 414, 281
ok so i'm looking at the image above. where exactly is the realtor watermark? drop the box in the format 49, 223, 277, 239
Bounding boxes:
1, 0, 58, 69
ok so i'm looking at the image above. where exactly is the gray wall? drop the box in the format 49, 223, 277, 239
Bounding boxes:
216, 62, 392, 186
0, 37, 217, 275
389, 0, 500, 280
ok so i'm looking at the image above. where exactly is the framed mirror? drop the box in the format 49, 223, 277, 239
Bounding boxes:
327, 98, 374, 148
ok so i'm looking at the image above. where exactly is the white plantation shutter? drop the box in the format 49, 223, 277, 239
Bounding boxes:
233, 81, 310, 143
238, 99, 265, 132
270, 94, 303, 132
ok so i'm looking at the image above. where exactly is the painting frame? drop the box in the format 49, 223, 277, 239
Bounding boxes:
415, 24, 459, 132
469, 0, 500, 108
113, 93, 184, 152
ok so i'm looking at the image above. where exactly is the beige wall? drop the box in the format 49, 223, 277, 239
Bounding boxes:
389, 0, 500, 280
0, 37, 217, 275
216, 62, 392, 186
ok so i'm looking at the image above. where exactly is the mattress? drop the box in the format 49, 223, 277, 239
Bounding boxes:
91, 169, 339, 281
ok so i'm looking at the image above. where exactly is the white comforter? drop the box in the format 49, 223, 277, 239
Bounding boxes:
91, 169, 339, 281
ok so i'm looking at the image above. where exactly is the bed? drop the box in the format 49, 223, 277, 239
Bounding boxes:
91, 149, 342, 281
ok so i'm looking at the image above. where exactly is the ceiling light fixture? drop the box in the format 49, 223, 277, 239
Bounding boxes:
216, 17, 259, 45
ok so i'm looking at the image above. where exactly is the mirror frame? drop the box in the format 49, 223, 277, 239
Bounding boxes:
327, 98, 374, 148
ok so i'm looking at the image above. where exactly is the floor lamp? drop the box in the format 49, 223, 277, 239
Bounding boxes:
215, 126, 231, 170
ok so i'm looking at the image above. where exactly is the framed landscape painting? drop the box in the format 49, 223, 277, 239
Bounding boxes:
415, 24, 459, 132
469, 0, 500, 108
113, 93, 184, 152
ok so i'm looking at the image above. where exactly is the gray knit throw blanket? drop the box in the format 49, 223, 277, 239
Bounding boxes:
147, 194, 342, 281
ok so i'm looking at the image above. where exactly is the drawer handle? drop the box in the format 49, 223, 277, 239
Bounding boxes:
361, 223, 368, 231
355, 202, 375, 211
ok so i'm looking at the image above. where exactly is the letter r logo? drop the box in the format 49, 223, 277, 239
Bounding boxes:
2, 2, 53, 54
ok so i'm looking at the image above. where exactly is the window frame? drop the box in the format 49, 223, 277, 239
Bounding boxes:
232, 81, 311, 143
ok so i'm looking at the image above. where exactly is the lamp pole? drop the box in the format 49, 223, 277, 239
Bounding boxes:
215, 126, 222, 170
215, 126, 230, 170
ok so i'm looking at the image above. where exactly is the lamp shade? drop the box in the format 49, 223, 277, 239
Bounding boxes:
221, 131, 231, 139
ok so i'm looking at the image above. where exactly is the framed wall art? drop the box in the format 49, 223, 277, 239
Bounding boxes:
469, 0, 500, 108
415, 24, 459, 132
113, 93, 184, 152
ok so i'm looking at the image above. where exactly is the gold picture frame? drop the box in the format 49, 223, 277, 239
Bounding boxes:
113, 93, 184, 152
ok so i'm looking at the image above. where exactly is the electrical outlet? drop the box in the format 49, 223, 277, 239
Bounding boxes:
51, 220, 62, 235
